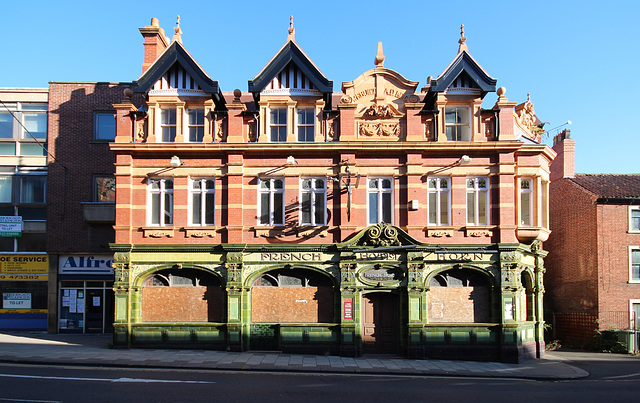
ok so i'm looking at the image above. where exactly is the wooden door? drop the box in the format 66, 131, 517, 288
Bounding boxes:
362, 293, 398, 354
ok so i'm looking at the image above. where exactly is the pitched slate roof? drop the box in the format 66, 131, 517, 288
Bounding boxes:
570, 174, 640, 204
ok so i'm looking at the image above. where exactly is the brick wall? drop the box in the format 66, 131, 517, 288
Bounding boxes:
427, 286, 490, 323
141, 286, 224, 322
251, 287, 333, 323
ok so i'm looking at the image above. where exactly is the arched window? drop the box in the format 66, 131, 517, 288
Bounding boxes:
521, 271, 535, 321
141, 268, 224, 323
428, 268, 491, 323
251, 268, 333, 323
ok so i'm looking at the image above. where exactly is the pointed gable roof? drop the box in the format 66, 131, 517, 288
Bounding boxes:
248, 40, 333, 103
134, 40, 225, 109
429, 50, 497, 97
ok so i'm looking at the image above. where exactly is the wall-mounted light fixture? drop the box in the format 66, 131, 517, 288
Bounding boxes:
170, 156, 183, 167
286, 156, 297, 167
455, 155, 472, 165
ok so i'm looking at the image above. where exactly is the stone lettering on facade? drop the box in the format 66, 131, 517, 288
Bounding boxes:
259, 252, 322, 262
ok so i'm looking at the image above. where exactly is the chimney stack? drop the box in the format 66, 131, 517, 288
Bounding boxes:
550, 129, 575, 182
139, 18, 169, 74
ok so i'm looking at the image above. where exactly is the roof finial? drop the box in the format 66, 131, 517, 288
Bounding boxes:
527, 93, 531, 102
458, 24, 468, 53
374, 42, 385, 68
287, 16, 295, 42
172, 15, 182, 44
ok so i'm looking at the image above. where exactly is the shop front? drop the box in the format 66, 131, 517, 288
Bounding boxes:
0, 254, 48, 330
57, 255, 114, 333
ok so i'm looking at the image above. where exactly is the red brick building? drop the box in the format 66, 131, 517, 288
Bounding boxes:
546, 130, 640, 349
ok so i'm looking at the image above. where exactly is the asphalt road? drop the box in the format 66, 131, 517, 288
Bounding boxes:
0, 358, 638, 403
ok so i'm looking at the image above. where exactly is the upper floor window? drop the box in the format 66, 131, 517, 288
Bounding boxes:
368, 178, 393, 225
300, 178, 325, 226
259, 178, 284, 225
520, 178, 533, 226
20, 176, 46, 204
297, 109, 314, 142
148, 178, 173, 226
630, 247, 640, 283
630, 207, 640, 232
188, 109, 205, 142
94, 175, 115, 202
467, 177, 490, 226
269, 108, 287, 142
428, 177, 450, 226
445, 107, 470, 141
94, 112, 116, 141
0, 103, 47, 156
190, 178, 215, 226
161, 109, 177, 142
0, 173, 46, 220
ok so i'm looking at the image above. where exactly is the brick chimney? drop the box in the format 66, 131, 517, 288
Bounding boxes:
550, 129, 575, 182
139, 18, 169, 74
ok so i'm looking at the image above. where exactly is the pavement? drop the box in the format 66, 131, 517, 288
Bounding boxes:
0, 331, 596, 380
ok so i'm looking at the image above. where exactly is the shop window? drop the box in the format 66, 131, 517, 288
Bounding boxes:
161, 108, 177, 142
188, 109, 204, 142
94, 112, 116, 141
0, 280, 47, 310
467, 177, 489, 225
148, 178, 173, 226
630, 247, 640, 283
269, 108, 287, 142
428, 177, 450, 226
300, 178, 325, 226
296, 108, 314, 142
445, 107, 470, 141
368, 178, 393, 225
94, 175, 115, 202
252, 268, 334, 323
259, 178, 284, 225
428, 268, 490, 323
630, 207, 640, 232
520, 178, 533, 226
190, 178, 215, 226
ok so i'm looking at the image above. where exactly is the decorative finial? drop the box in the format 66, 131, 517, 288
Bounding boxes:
172, 15, 182, 44
287, 16, 295, 42
374, 42, 385, 68
458, 24, 468, 53
527, 93, 531, 102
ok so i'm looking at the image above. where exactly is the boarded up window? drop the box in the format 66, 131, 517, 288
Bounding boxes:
252, 269, 333, 323
428, 269, 490, 323
141, 268, 224, 322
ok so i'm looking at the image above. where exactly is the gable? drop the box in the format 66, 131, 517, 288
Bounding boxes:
429, 51, 496, 97
338, 223, 423, 249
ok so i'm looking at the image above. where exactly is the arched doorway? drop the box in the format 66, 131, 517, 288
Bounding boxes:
362, 292, 399, 354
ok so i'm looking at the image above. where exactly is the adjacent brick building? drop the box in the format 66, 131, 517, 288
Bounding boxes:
545, 130, 640, 349
108, 18, 555, 363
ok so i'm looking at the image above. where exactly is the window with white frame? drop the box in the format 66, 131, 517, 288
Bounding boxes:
161, 109, 177, 142
630, 207, 640, 232
188, 109, 205, 142
300, 178, 325, 226
467, 177, 489, 225
368, 178, 393, 224
520, 178, 533, 226
259, 178, 284, 225
297, 108, 314, 142
630, 247, 640, 283
269, 108, 287, 142
444, 107, 470, 141
428, 177, 450, 226
190, 178, 215, 226
0, 103, 47, 156
94, 112, 116, 141
631, 300, 640, 329
148, 178, 173, 226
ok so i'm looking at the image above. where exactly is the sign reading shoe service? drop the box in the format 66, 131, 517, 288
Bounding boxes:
58, 255, 114, 275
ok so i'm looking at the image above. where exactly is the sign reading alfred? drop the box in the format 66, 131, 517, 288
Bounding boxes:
0, 216, 22, 237
59, 255, 114, 275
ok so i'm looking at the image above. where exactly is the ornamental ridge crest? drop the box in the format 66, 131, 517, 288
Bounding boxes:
362, 222, 401, 247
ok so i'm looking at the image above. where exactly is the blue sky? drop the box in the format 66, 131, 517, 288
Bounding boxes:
3, 0, 637, 173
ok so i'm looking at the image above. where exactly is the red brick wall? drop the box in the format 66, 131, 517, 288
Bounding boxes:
251, 287, 333, 323
141, 286, 224, 322
427, 287, 490, 323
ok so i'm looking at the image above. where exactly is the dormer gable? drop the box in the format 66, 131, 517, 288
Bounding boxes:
134, 40, 225, 109
248, 19, 332, 106
427, 50, 497, 99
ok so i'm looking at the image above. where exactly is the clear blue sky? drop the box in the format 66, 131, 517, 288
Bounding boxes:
3, 0, 637, 174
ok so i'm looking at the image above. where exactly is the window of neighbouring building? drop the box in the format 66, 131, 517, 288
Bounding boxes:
148, 178, 173, 226
631, 300, 640, 329
368, 178, 393, 225
259, 178, 284, 226
269, 108, 287, 142
300, 178, 325, 226
188, 109, 205, 142
160, 108, 177, 142
428, 177, 450, 226
94, 175, 115, 203
467, 177, 489, 226
630, 247, 640, 283
520, 178, 533, 226
445, 107, 470, 141
296, 108, 314, 142
190, 178, 215, 226
0, 103, 47, 156
94, 112, 116, 141
630, 207, 640, 233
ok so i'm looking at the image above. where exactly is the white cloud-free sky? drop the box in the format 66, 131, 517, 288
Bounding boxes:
3, 0, 637, 173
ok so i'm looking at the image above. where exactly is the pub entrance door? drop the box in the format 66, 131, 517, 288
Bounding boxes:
362, 292, 398, 354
